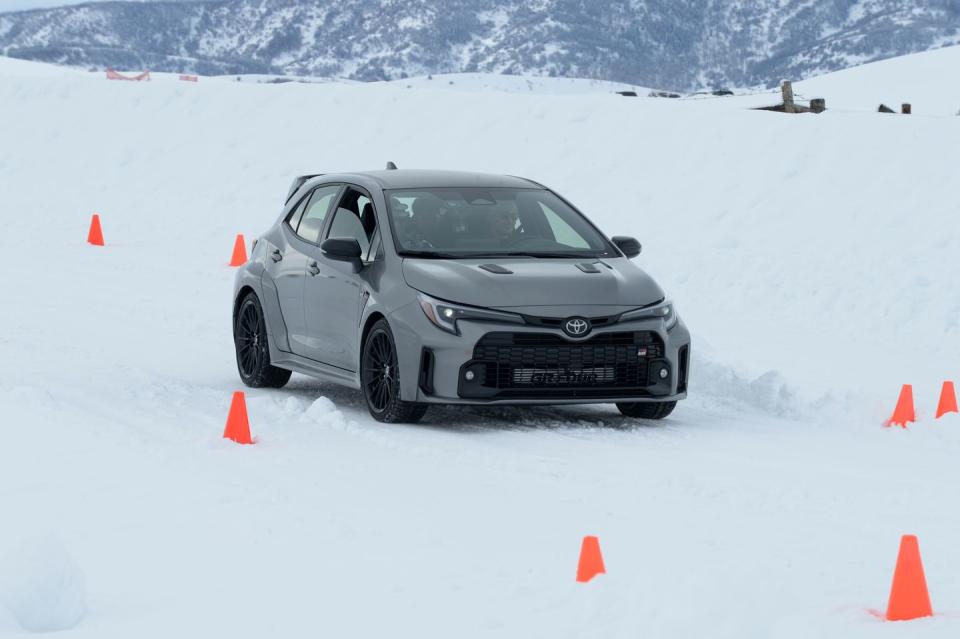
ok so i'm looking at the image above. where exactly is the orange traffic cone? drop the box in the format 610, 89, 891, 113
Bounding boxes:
229, 234, 247, 266
87, 214, 104, 246
936, 382, 958, 419
576, 535, 606, 583
223, 391, 253, 444
885, 535, 933, 621
886, 384, 915, 427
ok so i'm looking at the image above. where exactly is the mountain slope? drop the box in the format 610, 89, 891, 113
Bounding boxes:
1, 0, 959, 89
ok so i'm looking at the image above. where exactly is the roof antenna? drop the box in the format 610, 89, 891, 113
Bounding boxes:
385, 161, 398, 170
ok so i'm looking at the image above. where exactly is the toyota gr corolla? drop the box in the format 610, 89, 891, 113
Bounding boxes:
233, 167, 690, 423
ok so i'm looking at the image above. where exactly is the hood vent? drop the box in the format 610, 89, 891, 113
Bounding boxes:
479, 264, 513, 274
576, 262, 602, 273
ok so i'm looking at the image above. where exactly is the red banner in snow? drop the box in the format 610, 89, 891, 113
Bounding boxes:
179, 75, 199, 82
106, 68, 151, 81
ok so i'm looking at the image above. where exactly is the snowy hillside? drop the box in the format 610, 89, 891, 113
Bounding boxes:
3, 0, 960, 89
1, 46, 960, 638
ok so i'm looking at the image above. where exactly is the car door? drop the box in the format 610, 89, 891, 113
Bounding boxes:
262, 184, 341, 357
301, 186, 380, 370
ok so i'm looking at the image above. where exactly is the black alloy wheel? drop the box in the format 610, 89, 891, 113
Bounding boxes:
361, 319, 428, 423
234, 294, 291, 388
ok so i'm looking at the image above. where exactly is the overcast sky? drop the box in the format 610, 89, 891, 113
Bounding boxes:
2, 0, 195, 10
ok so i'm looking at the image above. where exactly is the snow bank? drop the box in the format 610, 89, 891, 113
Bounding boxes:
0, 55, 82, 77
0, 538, 86, 633
798, 45, 960, 116
690, 354, 798, 417
302, 396, 346, 426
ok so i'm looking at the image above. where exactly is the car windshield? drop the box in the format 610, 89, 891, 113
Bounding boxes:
386, 187, 614, 258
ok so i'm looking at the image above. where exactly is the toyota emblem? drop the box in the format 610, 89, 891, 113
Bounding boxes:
563, 317, 591, 337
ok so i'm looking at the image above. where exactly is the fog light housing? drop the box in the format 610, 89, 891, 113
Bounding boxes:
659, 367, 669, 379
465, 370, 476, 381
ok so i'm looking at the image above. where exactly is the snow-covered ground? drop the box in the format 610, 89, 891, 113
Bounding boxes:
1, 48, 959, 638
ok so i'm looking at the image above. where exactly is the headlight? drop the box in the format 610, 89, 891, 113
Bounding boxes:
620, 300, 679, 329
417, 293, 524, 335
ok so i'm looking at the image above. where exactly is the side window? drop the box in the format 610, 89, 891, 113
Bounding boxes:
285, 194, 310, 232
326, 188, 378, 259
295, 185, 340, 244
540, 202, 590, 248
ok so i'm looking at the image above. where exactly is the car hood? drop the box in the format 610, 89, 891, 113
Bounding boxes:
401, 258, 665, 314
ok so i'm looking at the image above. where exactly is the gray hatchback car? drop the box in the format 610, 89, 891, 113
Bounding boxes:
233, 167, 690, 423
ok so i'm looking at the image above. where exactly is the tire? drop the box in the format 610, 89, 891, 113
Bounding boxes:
234, 293, 292, 389
616, 400, 677, 420
361, 319, 428, 424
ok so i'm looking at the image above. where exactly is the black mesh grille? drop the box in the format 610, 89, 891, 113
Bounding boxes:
465, 332, 665, 398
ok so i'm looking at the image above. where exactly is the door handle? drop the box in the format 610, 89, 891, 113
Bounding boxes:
270, 249, 283, 263
308, 261, 320, 276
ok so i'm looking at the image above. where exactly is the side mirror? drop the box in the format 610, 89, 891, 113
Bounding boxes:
611, 236, 641, 258
321, 237, 363, 268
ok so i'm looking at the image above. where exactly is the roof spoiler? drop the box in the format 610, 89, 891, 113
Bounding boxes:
285, 174, 323, 204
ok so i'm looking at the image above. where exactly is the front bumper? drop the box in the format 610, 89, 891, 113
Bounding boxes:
391, 301, 691, 406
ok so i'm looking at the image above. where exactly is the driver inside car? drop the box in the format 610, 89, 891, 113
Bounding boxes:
404, 195, 448, 248
489, 206, 521, 244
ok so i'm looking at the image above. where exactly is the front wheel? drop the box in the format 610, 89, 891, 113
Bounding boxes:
616, 401, 677, 420
361, 319, 428, 424
234, 293, 292, 388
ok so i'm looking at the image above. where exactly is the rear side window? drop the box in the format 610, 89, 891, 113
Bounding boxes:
294, 185, 340, 244
285, 195, 310, 232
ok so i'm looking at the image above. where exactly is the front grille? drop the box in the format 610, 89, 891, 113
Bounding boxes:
461, 332, 666, 399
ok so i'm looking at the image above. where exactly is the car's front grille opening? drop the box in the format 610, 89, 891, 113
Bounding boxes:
678, 344, 690, 393
461, 332, 667, 399
418, 348, 435, 395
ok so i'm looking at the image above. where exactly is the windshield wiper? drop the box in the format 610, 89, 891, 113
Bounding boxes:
400, 250, 605, 260
489, 251, 605, 259
399, 250, 467, 259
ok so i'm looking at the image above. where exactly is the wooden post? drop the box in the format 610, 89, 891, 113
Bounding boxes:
781, 81, 796, 113
901, 103, 912, 115
810, 98, 826, 113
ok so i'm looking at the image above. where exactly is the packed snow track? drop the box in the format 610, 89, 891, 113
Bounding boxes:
1, 51, 959, 637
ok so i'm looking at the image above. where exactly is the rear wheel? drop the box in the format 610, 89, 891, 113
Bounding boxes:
234, 293, 292, 388
362, 319, 428, 424
616, 401, 677, 420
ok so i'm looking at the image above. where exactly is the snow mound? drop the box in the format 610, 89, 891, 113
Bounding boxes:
0, 538, 87, 633
692, 356, 798, 417
302, 396, 346, 426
